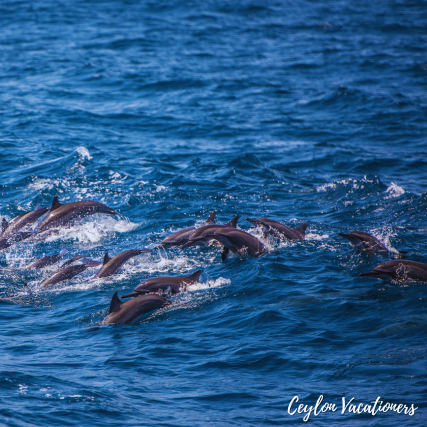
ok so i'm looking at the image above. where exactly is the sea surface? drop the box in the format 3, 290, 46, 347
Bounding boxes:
1, 1, 426, 426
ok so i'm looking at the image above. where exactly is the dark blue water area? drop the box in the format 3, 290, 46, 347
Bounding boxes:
1, 0, 427, 425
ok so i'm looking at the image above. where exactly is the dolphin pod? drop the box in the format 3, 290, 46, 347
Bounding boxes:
102, 291, 171, 325
2, 195, 425, 325
121, 270, 203, 298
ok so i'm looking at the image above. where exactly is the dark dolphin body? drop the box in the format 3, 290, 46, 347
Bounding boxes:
338, 231, 406, 254
26, 248, 69, 270
360, 260, 427, 282
246, 217, 308, 240
182, 216, 239, 248
36, 196, 118, 232
40, 264, 88, 288
95, 249, 151, 278
102, 291, 170, 325
121, 269, 203, 298
1, 204, 49, 238
206, 228, 266, 261
40, 257, 101, 287
58, 254, 83, 269
160, 212, 216, 247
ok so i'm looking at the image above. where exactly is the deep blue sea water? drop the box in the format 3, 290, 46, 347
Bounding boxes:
1, 0, 427, 425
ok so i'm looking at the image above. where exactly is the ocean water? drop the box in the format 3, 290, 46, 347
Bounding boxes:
1, 0, 427, 425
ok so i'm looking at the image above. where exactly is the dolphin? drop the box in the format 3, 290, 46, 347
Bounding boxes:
95, 249, 151, 278
1, 204, 49, 238
246, 217, 308, 240
36, 196, 118, 232
338, 231, 407, 255
58, 254, 83, 270
102, 291, 171, 325
26, 248, 69, 270
181, 216, 239, 248
121, 269, 203, 298
160, 212, 215, 247
206, 228, 266, 261
39, 257, 100, 288
360, 260, 427, 282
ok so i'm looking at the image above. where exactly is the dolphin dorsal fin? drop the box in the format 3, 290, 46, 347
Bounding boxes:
50, 196, 62, 212
225, 216, 239, 228
294, 223, 309, 237
103, 252, 111, 265
35, 202, 41, 210
186, 269, 203, 282
205, 212, 216, 225
109, 291, 122, 314
1, 218, 8, 233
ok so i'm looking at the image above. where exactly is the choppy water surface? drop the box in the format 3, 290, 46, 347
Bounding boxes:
1, 1, 426, 425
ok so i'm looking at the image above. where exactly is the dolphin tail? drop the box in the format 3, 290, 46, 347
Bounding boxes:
225, 216, 239, 228
205, 212, 216, 225
186, 269, 203, 282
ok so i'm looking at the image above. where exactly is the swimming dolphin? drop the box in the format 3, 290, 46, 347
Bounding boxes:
39, 257, 100, 288
102, 291, 171, 325
338, 231, 407, 255
26, 248, 69, 269
246, 217, 308, 240
360, 260, 427, 282
121, 269, 203, 298
95, 249, 151, 278
36, 196, 118, 232
160, 212, 216, 247
1, 204, 49, 238
58, 254, 83, 270
206, 228, 266, 261
181, 216, 239, 248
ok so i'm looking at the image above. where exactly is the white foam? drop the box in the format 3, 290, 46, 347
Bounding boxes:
385, 182, 405, 199
305, 232, 330, 241
76, 146, 92, 160
154, 184, 167, 192
42, 216, 138, 244
187, 276, 231, 292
